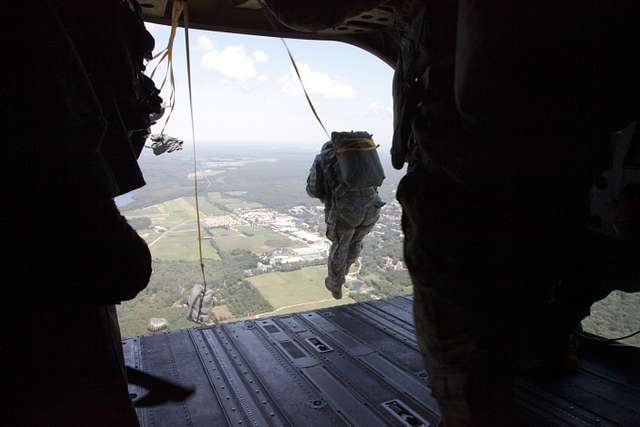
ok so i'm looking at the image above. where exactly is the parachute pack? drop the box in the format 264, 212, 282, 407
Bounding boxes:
187, 284, 215, 324
333, 131, 385, 189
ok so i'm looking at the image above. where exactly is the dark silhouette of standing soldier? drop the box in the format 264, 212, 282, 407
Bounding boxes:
5, 1, 164, 425
264, 1, 640, 426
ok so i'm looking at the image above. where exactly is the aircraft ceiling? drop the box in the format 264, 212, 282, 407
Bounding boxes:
140, 0, 399, 66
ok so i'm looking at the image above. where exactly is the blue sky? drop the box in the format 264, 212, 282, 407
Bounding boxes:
145, 23, 395, 148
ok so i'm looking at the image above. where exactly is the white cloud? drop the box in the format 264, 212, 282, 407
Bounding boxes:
367, 102, 393, 116
253, 50, 269, 63
266, 99, 281, 105
197, 35, 215, 51
280, 63, 355, 99
202, 45, 258, 81
257, 74, 268, 82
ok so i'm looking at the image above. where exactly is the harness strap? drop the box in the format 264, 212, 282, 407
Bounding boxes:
181, 1, 210, 324
335, 137, 379, 154
259, 1, 330, 140
148, 0, 185, 135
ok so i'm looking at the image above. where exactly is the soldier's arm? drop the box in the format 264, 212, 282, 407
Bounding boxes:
262, 0, 386, 32
5, 2, 152, 305
306, 155, 326, 201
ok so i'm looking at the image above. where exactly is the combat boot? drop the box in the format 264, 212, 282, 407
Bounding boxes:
325, 277, 343, 299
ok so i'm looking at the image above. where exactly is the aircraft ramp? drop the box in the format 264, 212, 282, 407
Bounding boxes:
123, 296, 640, 426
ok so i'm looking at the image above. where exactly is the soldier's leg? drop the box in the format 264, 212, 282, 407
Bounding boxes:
346, 204, 381, 272
413, 286, 522, 427
398, 167, 525, 427
345, 236, 363, 274
326, 218, 357, 298
345, 223, 375, 273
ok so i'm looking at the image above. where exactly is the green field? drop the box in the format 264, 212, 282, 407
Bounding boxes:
126, 205, 162, 216
248, 266, 355, 315
146, 197, 196, 227
123, 191, 262, 230
150, 232, 220, 261
209, 227, 236, 237
123, 193, 291, 259
117, 303, 194, 336
212, 304, 234, 321
125, 194, 230, 231
205, 192, 258, 210
215, 228, 295, 253
124, 205, 168, 226
184, 195, 227, 215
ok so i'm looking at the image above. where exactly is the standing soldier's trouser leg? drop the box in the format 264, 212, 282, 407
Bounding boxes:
411, 279, 524, 427
326, 219, 356, 288
397, 168, 526, 427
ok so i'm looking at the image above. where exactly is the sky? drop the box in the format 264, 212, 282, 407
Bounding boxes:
144, 23, 395, 148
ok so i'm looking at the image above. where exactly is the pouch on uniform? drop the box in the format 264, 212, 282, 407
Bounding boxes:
333, 131, 385, 189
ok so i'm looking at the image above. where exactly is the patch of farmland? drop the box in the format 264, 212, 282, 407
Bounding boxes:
212, 305, 233, 322
214, 229, 294, 253
248, 266, 355, 313
151, 232, 220, 261
184, 195, 227, 216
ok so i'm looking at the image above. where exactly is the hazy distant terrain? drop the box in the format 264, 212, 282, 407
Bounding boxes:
116, 144, 638, 348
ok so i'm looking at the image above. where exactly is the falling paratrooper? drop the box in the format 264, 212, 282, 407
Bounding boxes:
148, 133, 184, 155
186, 283, 216, 324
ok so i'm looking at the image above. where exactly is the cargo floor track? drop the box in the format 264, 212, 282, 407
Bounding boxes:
123, 296, 640, 426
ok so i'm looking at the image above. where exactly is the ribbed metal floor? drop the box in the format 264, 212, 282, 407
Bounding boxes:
123, 296, 640, 427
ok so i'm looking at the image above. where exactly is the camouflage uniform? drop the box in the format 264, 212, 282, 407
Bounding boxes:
307, 140, 384, 297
